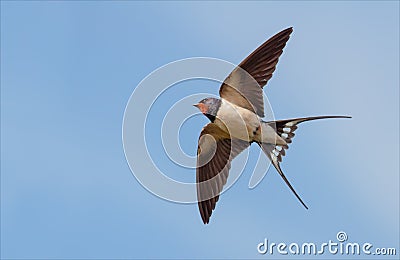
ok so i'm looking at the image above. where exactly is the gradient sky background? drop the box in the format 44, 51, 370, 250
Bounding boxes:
1, 1, 399, 259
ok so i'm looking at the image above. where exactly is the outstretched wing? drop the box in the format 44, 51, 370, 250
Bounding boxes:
260, 115, 352, 209
196, 123, 250, 224
220, 27, 293, 117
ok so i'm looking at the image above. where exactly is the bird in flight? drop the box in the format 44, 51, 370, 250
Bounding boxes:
193, 27, 351, 224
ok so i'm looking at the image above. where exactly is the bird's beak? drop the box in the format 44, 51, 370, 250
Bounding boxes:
194, 103, 206, 113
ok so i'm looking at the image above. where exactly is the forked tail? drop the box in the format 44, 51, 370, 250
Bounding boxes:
258, 115, 351, 209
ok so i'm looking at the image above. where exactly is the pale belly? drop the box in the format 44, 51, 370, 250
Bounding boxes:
213, 99, 279, 144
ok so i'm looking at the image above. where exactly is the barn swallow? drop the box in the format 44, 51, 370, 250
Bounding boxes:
193, 27, 351, 224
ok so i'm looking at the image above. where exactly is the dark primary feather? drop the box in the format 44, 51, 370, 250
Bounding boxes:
219, 27, 293, 117
196, 123, 250, 224
238, 27, 293, 89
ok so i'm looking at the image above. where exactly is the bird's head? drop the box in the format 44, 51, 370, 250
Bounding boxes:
193, 98, 221, 122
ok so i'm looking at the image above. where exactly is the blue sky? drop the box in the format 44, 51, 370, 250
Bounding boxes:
1, 1, 399, 259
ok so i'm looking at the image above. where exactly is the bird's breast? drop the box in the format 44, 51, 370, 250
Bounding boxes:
214, 99, 260, 142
